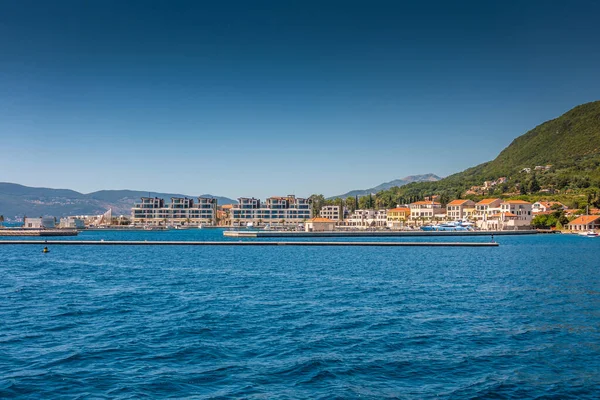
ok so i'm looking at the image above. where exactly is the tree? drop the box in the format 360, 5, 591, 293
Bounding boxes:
346, 196, 357, 213
309, 194, 326, 217
529, 175, 541, 193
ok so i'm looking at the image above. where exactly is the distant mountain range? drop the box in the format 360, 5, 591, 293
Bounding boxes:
0, 183, 236, 220
328, 174, 442, 199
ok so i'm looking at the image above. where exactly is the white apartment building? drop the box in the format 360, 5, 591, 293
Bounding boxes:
345, 209, 387, 227
23, 217, 56, 229
477, 200, 533, 230
131, 197, 217, 226
230, 195, 311, 226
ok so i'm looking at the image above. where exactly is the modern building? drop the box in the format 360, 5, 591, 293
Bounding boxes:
409, 201, 443, 221
23, 217, 55, 229
446, 199, 476, 220
345, 209, 387, 228
386, 207, 411, 229
230, 195, 311, 226
319, 205, 345, 221
305, 217, 336, 232
59, 217, 85, 229
131, 197, 217, 226
567, 215, 600, 231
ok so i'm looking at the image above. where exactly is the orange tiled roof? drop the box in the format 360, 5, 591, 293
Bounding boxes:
489, 212, 518, 218
568, 215, 600, 225
503, 200, 531, 205
308, 217, 333, 223
221, 204, 233, 209
388, 207, 411, 212
447, 199, 471, 206
411, 201, 441, 206
476, 198, 501, 205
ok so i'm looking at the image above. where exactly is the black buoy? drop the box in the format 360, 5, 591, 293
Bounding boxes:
42, 246, 49, 253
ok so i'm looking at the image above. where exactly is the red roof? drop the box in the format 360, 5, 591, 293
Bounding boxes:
476, 198, 501, 205
568, 215, 600, 225
503, 200, 532, 205
447, 199, 472, 206
411, 201, 441, 206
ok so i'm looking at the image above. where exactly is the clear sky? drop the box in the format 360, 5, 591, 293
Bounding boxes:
1, 0, 599, 199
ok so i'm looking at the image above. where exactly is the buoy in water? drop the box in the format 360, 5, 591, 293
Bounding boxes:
42, 246, 49, 253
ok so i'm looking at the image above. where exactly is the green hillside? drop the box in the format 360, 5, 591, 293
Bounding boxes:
373, 100, 600, 207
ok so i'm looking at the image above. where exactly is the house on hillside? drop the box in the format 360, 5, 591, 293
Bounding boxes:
532, 201, 566, 214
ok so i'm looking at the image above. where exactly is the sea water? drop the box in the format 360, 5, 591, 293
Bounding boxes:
1, 230, 599, 398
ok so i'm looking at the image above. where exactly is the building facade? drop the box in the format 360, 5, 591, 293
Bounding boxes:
568, 215, 600, 231
474, 198, 503, 220
230, 195, 311, 226
409, 201, 443, 221
319, 205, 345, 221
386, 207, 411, 229
131, 197, 217, 226
446, 199, 476, 220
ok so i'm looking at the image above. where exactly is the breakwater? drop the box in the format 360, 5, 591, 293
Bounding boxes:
223, 230, 537, 238
0, 240, 498, 247
0, 229, 78, 237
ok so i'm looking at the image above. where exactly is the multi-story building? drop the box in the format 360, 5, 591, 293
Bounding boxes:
131, 197, 217, 226
386, 207, 411, 229
344, 209, 387, 227
446, 199, 476, 220
409, 201, 443, 221
474, 198, 503, 220
230, 195, 311, 226
319, 205, 345, 221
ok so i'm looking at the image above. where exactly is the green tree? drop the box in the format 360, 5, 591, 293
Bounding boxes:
529, 175, 541, 193
309, 194, 326, 217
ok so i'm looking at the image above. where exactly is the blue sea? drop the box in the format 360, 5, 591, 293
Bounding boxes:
1, 230, 599, 398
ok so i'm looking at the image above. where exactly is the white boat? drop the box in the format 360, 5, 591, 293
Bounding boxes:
578, 230, 599, 237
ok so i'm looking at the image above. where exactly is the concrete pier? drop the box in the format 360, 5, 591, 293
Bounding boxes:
0, 229, 78, 237
223, 230, 536, 238
0, 240, 498, 247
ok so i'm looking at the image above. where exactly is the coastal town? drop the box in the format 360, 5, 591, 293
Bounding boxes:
4, 194, 599, 234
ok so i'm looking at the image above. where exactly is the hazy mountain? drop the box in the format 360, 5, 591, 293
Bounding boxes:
328, 174, 442, 199
0, 183, 236, 220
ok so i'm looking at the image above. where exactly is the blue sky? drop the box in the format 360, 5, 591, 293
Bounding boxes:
1, 0, 599, 199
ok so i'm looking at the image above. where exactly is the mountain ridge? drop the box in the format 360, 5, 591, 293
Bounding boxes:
0, 182, 236, 220
328, 174, 441, 199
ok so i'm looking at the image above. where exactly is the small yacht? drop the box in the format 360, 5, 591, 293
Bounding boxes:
578, 230, 599, 237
